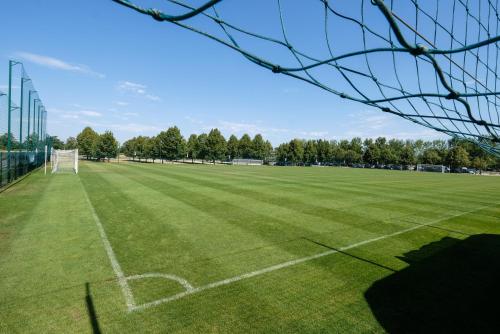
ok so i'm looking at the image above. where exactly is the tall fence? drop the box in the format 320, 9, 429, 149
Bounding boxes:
0, 60, 49, 188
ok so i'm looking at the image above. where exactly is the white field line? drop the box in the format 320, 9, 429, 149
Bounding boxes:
81, 181, 136, 311
131, 203, 497, 312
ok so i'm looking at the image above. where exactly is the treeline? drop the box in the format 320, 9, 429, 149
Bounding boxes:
52, 127, 119, 161
121, 127, 273, 163
275, 137, 500, 170
61, 125, 500, 170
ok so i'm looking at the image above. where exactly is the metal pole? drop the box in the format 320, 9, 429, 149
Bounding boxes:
37, 105, 41, 145
7, 61, 13, 181
27, 91, 31, 147
19, 78, 24, 148
33, 99, 39, 143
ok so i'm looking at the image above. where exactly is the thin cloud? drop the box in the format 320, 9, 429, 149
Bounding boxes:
118, 81, 146, 94
16, 52, 105, 78
114, 101, 129, 106
145, 94, 161, 101
117, 81, 161, 102
52, 108, 102, 120
79, 110, 102, 117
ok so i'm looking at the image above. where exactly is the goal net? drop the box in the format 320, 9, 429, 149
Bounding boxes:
416, 164, 445, 173
51, 149, 79, 174
113, 0, 500, 157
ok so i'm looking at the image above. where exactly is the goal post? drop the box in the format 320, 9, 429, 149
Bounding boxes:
52, 149, 79, 174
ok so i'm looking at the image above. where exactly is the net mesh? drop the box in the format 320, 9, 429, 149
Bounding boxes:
0, 61, 47, 187
52, 149, 78, 174
113, 0, 500, 156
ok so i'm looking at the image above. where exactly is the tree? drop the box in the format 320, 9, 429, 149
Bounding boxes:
77, 127, 99, 159
144, 136, 156, 162
374, 137, 388, 164
50, 136, 64, 150
121, 138, 136, 160
96, 131, 118, 161
303, 140, 317, 164
400, 143, 416, 167
157, 126, 186, 161
196, 133, 209, 162
206, 128, 227, 163
288, 139, 304, 164
447, 145, 470, 170
24, 134, 39, 151
472, 156, 488, 171
252, 134, 266, 160
276, 143, 290, 164
363, 139, 377, 165
65, 137, 78, 149
422, 148, 442, 165
187, 134, 199, 162
0, 133, 20, 151
350, 137, 363, 163
227, 135, 239, 160
134, 136, 148, 161
238, 134, 253, 159
316, 139, 331, 164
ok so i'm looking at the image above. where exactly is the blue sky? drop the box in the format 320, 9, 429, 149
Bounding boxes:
0, 0, 444, 145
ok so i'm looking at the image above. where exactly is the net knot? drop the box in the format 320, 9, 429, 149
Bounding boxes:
272, 65, 282, 73
381, 107, 391, 112
410, 44, 428, 56
150, 9, 164, 22
445, 91, 460, 99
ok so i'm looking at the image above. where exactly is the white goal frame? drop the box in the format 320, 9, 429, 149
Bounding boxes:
51, 149, 79, 174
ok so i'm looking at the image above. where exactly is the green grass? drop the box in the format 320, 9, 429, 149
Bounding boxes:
1, 162, 499, 333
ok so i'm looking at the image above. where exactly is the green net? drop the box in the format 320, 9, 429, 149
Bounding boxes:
0, 61, 48, 188
113, 0, 500, 156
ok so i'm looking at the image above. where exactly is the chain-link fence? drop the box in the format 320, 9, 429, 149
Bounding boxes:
0, 60, 50, 188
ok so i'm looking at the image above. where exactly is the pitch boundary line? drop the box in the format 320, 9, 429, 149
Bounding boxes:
82, 174, 497, 313
81, 180, 136, 312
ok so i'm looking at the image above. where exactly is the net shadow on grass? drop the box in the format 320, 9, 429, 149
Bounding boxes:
85, 283, 102, 334
365, 234, 500, 333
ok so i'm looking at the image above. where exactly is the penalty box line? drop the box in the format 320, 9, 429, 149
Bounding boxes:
131, 203, 498, 312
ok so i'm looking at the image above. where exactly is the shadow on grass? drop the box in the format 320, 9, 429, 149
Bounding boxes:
365, 234, 500, 333
85, 282, 102, 334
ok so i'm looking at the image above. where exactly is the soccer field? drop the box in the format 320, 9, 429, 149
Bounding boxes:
1, 162, 499, 333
